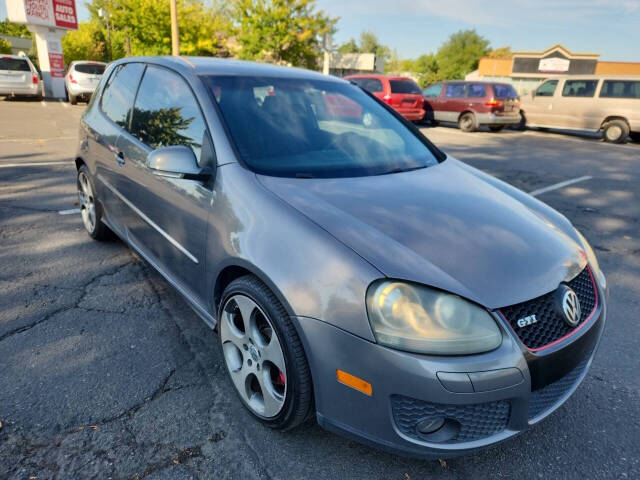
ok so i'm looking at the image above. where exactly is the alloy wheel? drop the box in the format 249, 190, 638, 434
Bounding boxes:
78, 171, 96, 233
220, 294, 287, 418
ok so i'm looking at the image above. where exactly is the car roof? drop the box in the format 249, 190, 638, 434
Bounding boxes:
113, 56, 345, 83
345, 74, 416, 81
1, 54, 30, 60
71, 60, 107, 65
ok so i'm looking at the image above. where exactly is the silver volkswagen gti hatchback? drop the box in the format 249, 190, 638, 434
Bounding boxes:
75, 56, 607, 458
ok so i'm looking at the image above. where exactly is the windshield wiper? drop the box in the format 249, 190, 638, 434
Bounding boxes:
381, 165, 426, 175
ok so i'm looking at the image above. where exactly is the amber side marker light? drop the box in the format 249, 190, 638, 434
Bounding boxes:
336, 369, 372, 396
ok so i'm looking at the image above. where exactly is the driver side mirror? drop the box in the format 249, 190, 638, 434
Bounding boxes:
147, 145, 212, 181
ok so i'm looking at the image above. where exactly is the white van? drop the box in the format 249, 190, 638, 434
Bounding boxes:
519, 75, 640, 143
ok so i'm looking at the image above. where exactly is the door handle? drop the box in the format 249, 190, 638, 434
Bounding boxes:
115, 151, 125, 167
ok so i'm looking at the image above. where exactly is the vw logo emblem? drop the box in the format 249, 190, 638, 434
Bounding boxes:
561, 287, 581, 327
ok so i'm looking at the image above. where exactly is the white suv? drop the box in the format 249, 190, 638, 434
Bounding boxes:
64, 61, 107, 104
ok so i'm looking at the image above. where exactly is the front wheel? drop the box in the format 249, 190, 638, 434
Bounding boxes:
602, 119, 629, 143
77, 165, 111, 240
218, 275, 313, 430
458, 112, 477, 132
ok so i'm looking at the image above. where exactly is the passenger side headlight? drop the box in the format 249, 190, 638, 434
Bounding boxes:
366, 281, 502, 355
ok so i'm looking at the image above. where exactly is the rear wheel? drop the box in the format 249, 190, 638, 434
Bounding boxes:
218, 275, 313, 430
489, 125, 504, 132
69, 93, 77, 105
458, 112, 477, 132
77, 165, 111, 240
602, 119, 629, 143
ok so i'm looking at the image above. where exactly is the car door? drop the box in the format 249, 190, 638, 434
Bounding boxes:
91, 62, 145, 234
465, 83, 487, 115
525, 79, 559, 126
115, 64, 213, 302
440, 83, 467, 122
554, 79, 600, 130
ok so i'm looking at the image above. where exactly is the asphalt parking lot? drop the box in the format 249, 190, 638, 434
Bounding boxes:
1, 98, 639, 480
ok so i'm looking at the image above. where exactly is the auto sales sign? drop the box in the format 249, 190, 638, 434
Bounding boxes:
5, 0, 78, 30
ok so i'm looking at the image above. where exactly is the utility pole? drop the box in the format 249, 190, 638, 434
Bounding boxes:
169, 0, 180, 56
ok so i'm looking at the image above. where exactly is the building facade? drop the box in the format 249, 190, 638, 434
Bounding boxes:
467, 44, 640, 94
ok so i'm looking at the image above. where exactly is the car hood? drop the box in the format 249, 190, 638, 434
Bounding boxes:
257, 158, 586, 309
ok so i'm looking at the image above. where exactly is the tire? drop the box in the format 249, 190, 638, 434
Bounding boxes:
458, 112, 477, 132
77, 165, 111, 240
69, 93, 77, 105
515, 111, 526, 131
218, 275, 313, 430
630, 132, 640, 143
489, 125, 504, 132
602, 119, 629, 144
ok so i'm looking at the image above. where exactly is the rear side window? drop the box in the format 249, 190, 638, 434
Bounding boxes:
100, 63, 145, 128
562, 80, 598, 97
467, 84, 486, 97
74, 63, 106, 75
493, 84, 518, 98
131, 65, 210, 166
390, 80, 421, 94
0, 58, 30, 71
535, 80, 558, 97
445, 84, 466, 98
600, 80, 640, 99
351, 77, 383, 93
422, 83, 442, 98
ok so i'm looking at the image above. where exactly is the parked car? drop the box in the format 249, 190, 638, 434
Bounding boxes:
344, 74, 425, 121
519, 75, 640, 143
422, 81, 520, 132
76, 56, 606, 459
65, 60, 107, 104
0, 53, 42, 99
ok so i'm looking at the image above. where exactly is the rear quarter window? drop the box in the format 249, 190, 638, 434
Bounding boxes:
492, 84, 518, 98
600, 80, 640, 99
0, 58, 31, 71
390, 80, 421, 94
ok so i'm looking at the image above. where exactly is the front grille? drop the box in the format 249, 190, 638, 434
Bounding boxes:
529, 356, 589, 420
391, 395, 510, 443
499, 267, 597, 350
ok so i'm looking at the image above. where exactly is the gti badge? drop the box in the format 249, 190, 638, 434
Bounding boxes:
561, 287, 581, 327
517, 314, 538, 328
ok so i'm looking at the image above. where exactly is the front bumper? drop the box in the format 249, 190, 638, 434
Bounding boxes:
293, 284, 606, 458
476, 112, 521, 126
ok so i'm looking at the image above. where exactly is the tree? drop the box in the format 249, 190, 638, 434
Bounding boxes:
62, 21, 109, 63
0, 37, 12, 54
435, 29, 489, 80
337, 38, 357, 54
413, 53, 441, 86
487, 46, 512, 59
0, 20, 31, 38
232, 0, 337, 69
357, 30, 390, 65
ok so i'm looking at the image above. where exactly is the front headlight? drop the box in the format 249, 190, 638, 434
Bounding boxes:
366, 281, 502, 355
575, 229, 605, 287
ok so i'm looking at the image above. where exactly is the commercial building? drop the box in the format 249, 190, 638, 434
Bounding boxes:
467, 44, 640, 94
323, 52, 384, 77
0, 34, 33, 55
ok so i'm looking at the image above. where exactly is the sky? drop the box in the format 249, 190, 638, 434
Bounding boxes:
2, 0, 639, 62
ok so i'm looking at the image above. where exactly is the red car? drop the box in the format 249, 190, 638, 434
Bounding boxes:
345, 74, 425, 122
422, 81, 521, 132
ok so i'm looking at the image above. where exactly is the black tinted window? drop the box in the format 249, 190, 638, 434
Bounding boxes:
562, 80, 598, 97
0, 58, 30, 71
493, 84, 517, 98
74, 63, 105, 75
467, 84, 486, 97
600, 80, 640, 99
100, 63, 144, 128
351, 77, 383, 93
535, 80, 558, 97
445, 84, 466, 98
390, 80, 421, 94
131, 66, 209, 166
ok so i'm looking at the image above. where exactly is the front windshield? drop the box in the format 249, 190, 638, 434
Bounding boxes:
201, 75, 441, 178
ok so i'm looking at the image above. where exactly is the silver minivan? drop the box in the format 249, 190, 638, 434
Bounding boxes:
0, 54, 42, 99
519, 75, 640, 143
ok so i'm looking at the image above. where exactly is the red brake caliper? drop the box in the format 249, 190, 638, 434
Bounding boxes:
277, 371, 286, 386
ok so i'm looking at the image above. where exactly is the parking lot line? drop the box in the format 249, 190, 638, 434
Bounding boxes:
529, 175, 593, 197
58, 208, 81, 215
0, 161, 73, 168
0, 137, 76, 143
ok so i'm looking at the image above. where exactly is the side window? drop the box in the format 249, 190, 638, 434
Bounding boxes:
422, 83, 442, 98
535, 80, 558, 97
130, 66, 211, 167
467, 83, 486, 97
600, 80, 640, 99
100, 63, 145, 128
445, 83, 466, 98
562, 80, 598, 97
351, 78, 383, 93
